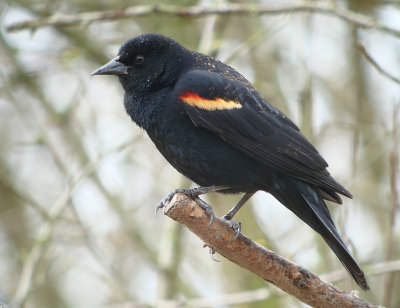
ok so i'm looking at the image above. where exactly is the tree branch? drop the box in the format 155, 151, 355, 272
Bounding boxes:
5, 2, 400, 39
164, 194, 377, 308
357, 42, 400, 84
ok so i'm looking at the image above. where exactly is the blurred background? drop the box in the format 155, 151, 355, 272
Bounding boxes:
1, 0, 399, 307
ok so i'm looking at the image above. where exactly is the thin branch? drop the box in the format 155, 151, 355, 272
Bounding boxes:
357, 42, 400, 84
12, 190, 72, 308
11, 140, 136, 308
163, 194, 377, 308
322, 259, 400, 284
92, 288, 271, 308
184, 287, 271, 307
5, 2, 400, 39
383, 102, 400, 307
70, 206, 132, 301
0, 173, 49, 219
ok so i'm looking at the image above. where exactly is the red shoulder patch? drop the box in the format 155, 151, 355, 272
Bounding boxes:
180, 91, 242, 111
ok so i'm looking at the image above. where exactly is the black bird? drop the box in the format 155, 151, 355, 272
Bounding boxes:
91, 33, 369, 290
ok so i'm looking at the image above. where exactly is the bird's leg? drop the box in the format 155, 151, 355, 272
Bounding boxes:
155, 185, 229, 225
221, 192, 255, 240
223, 192, 255, 220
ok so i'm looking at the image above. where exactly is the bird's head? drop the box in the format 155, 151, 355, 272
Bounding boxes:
91, 33, 190, 94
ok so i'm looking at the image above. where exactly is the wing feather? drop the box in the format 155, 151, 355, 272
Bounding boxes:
175, 70, 351, 199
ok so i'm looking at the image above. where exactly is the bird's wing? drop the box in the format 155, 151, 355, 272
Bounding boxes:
175, 70, 351, 199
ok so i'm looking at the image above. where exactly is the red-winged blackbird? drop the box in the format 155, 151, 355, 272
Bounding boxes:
92, 33, 369, 290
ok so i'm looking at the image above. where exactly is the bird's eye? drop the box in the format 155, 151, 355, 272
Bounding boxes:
134, 55, 145, 65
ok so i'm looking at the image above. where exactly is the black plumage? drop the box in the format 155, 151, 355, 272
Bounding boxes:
91, 33, 369, 290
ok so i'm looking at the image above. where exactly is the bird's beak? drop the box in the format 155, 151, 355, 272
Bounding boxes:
90, 56, 130, 76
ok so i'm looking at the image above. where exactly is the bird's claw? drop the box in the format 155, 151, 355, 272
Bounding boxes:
155, 190, 177, 217
155, 187, 218, 222
155, 202, 165, 217
222, 216, 241, 241
209, 247, 220, 262
194, 197, 215, 226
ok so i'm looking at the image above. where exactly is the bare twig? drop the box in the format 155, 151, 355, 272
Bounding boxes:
0, 173, 49, 219
164, 194, 377, 308
12, 191, 73, 308
357, 42, 400, 84
383, 103, 400, 307
5, 2, 400, 39
11, 140, 136, 308
322, 259, 400, 284
88, 288, 271, 308
184, 287, 271, 307
70, 206, 132, 301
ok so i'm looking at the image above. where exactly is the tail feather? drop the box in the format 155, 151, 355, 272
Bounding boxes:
271, 181, 369, 290
301, 193, 369, 290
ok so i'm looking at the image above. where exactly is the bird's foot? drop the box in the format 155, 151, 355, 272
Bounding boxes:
155, 189, 186, 215
221, 214, 242, 241
155, 186, 228, 225
193, 196, 215, 226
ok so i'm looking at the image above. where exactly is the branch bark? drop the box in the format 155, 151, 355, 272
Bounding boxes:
5, 2, 400, 39
164, 193, 377, 308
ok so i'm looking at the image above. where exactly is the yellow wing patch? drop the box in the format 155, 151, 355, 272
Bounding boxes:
180, 92, 242, 111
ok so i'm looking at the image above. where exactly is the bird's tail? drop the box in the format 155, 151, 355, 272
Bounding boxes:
270, 180, 369, 291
